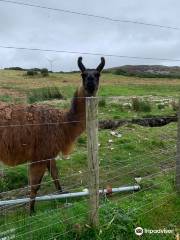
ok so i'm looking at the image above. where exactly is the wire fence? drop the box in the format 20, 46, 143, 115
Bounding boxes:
0, 95, 178, 239
1, 45, 180, 63
0, 0, 179, 31
0, 1, 179, 238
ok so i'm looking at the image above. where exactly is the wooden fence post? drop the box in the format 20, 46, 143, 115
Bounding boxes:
176, 99, 180, 193
86, 97, 99, 227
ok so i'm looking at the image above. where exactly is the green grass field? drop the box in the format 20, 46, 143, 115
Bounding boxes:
0, 70, 179, 239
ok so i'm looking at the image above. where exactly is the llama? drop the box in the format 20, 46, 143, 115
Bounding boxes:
0, 57, 105, 213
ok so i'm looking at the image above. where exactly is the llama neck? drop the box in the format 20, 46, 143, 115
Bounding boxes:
66, 86, 86, 138
68, 86, 86, 121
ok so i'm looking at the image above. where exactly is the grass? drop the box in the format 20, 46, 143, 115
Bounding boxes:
0, 70, 179, 239
132, 97, 152, 112
99, 84, 180, 97
0, 70, 180, 101
0, 94, 13, 102
0, 123, 179, 239
0, 166, 28, 191
28, 86, 64, 103
0, 201, 137, 240
98, 98, 176, 120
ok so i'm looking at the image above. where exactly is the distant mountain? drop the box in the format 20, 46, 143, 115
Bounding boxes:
108, 65, 180, 74
106, 65, 180, 78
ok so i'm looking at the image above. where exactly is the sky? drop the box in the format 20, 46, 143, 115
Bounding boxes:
0, 0, 180, 71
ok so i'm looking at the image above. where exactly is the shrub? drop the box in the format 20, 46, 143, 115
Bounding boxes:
77, 135, 87, 145
41, 68, 49, 77
0, 95, 13, 103
99, 99, 106, 107
28, 87, 64, 103
26, 70, 37, 76
157, 103, 165, 110
132, 97, 140, 111
0, 168, 28, 192
132, 97, 152, 112
114, 69, 128, 76
171, 101, 178, 111
100, 203, 136, 239
139, 101, 152, 112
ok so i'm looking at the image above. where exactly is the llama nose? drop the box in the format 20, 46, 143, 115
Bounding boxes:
86, 82, 95, 93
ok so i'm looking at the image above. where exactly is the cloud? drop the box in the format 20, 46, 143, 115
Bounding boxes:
0, 0, 180, 71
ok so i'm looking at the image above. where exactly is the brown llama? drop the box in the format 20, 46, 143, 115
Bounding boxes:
0, 57, 105, 213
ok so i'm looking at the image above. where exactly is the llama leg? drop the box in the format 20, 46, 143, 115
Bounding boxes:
47, 159, 63, 192
29, 161, 47, 214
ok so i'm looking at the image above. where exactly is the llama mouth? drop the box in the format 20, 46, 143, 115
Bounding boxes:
85, 85, 96, 95
86, 87, 95, 92
85, 89, 96, 96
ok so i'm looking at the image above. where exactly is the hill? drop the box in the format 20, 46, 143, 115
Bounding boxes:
106, 65, 180, 78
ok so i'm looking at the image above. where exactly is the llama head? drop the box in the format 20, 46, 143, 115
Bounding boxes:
78, 57, 105, 96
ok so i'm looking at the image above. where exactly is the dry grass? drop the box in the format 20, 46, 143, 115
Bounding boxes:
0, 70, 180, 105
1, 70, 180, 94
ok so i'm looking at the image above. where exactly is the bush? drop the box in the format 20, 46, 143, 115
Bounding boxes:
41, 68, 49, 77
140, 101, 152, 112
28, 87, 64, 103
98, 203, 136, 239
77, 135, 87, 145
157, 103, 165, 110
0, 168, 28, 192
0, 95, 13, 103
26, 70, 37, 76
171, 101, 178, 111
114, 68, 128, 76
132, 97, 152, 112
132, 98, 140, 111
99, 99, 106, 107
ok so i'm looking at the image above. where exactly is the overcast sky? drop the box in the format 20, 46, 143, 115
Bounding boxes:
0, 0, 180, 71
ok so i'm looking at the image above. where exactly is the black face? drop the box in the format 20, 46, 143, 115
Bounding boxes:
81, 70, 100, 96
78, 57, 105, 96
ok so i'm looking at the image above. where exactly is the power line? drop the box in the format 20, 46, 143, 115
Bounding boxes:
0, 0, 179, 31
0, 44, 180, 62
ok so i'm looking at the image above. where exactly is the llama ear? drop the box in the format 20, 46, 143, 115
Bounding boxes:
96, 57, 105, 72
78, 57, 86, 72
